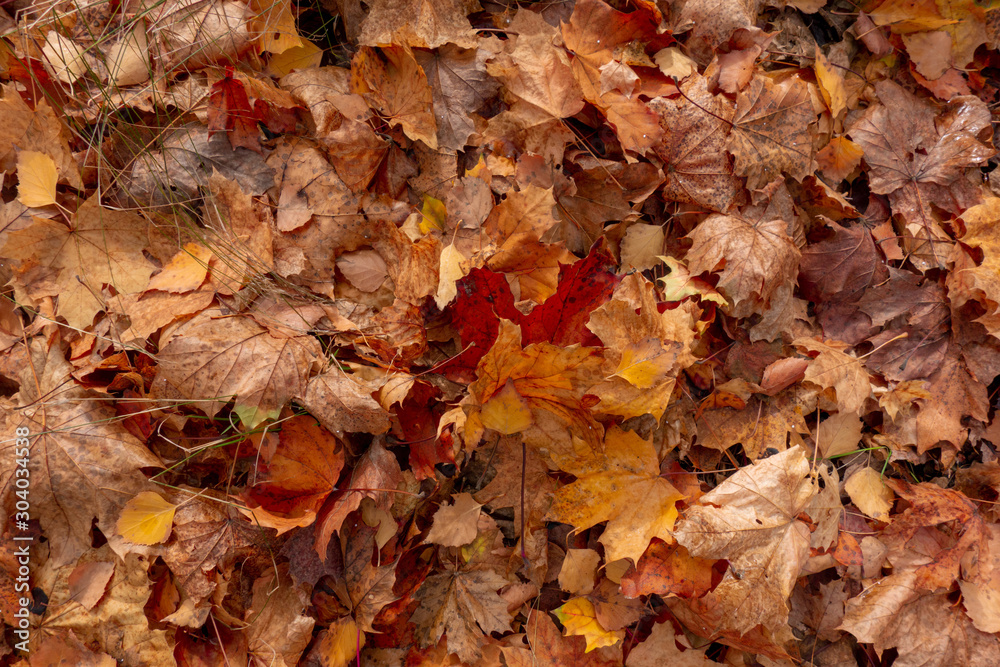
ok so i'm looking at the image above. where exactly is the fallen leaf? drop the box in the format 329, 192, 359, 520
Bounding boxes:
674, 447, 816, 636
425, 493, 483, 547
16, 150, 58, 207
547, 426, 685, 565
411, 570, 511, 664
116, 492, 177, 545
553, 597, 625, 653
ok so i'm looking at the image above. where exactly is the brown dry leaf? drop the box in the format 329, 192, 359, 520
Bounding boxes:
547, 426, 685, 565
146, 243, 213, 293
504, 608, 623, 667
42, 547, 175, 665
815, 411, 863, 458
913, 350, 988, 456
3, 341, 163, 567
587, 276, 699, 420
67, 560, 116, 611
0, 85, 82, 188
958, 197, 1000, 332
357, 0, 478, 49
845, 467, 893, 521
2, 197, 155, 330
486, 11, 584, 119
352, 45, 438, 148
626, 619, 724, 666
268, 137, 358, 233
300, 369, 391, 435
279, 67, 388, 192
621, 540, 718, 600
795, 338, 872, 413
559, 548, 601, 595
676, 0, 762, 60
816, 137, 864, 183
685, 211, 800, 317
110, 290, 215, 342
847, 81, 994, 270
727, 74, 815, 191
314, 441, 402, 558
674, 447, 816, 636
160, 497, 255, 605
475, 433, 557, 535
841, 576, 1000, 667
340, 517, 398, 632
245, 564, 315, 667
798, 223, 888, 305
127, 125, 275, 209
650, 75, 742, 213
415, 43, 500, 151
425, 492, 483, 547
411, 569, 511, 664
241, 414, 345, 530
695, 392, 810, 460
31, 632, 117, 666
156, 308, 321, 427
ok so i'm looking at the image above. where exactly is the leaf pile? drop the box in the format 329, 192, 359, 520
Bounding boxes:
2, 0, 1000, 665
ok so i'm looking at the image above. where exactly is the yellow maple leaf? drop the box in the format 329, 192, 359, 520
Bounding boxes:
552, 597, 624, 652
116, 492, 176, 545
480, 378, 533, 434
16, 150, 58, 207
546, 426, 684, 564
465, 320, 604, 459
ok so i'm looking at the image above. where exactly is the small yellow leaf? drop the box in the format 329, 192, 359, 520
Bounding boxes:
480, 379, 533, 435
614, 337, 672, 389
319, 616, 365, 667
17, 151, 58, 207
552, 597, 624, 652
116, 492, 176, 545
420, 195, 446, 233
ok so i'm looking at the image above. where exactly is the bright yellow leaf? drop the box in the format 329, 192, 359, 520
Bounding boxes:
16, 150, 58, 207
480, 378, 533, 434
552, 597, 624, 652
420, 195, 446, 233
116, 492, 177, 545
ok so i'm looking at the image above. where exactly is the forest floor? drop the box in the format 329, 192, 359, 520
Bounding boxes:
2, 0, 1000, 665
